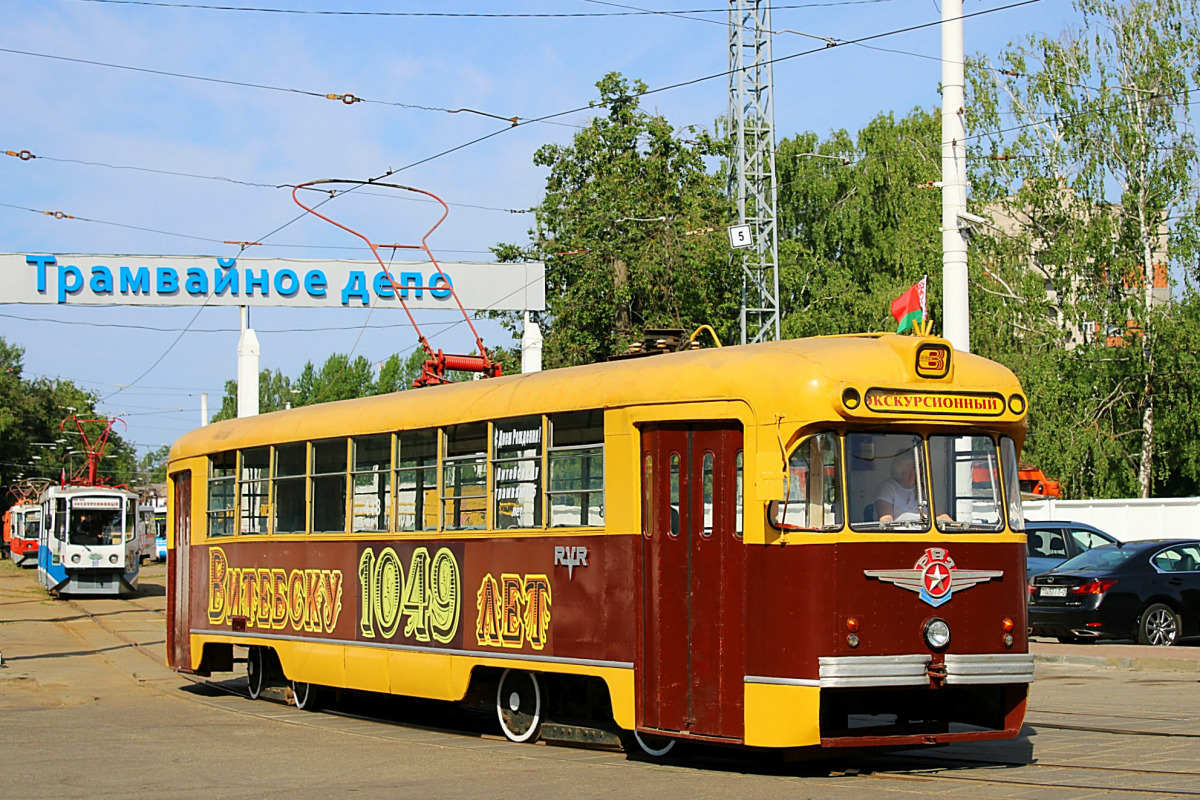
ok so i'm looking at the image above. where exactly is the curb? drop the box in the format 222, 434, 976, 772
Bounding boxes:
1034, 652, 1200, 674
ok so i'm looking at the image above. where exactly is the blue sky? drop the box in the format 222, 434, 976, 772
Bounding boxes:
0, 0, 1081, 456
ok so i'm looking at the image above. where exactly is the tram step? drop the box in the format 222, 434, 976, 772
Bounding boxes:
540, 721, 622, 749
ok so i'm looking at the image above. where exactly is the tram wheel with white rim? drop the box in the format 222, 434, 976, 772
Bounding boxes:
246, 646, 266, 700
496, 669, 544, 743
291, 680, 319, 711
629, 731, 676, 758
1138, 603, 1180, 646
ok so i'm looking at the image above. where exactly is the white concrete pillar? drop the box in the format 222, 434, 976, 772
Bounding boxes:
237, 306, 260, 418
521, 312, 543, 374
941, 0, 970, 351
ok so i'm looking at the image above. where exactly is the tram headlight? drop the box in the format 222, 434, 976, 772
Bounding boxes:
109, 554, 119, 564
923, 618, 951, 650
71, 554, 81, 564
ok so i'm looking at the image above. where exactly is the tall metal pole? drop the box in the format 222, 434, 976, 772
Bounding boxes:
729, 0, 780, 345
941, 0, 970, 351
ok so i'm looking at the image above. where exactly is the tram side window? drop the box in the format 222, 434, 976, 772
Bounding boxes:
125, 497, 138, 543
312, 439, 348, 533
547, 410, 604, 527
240, 447, 270, 535
352, 435, 392, 533
274, 443, 307, 535
207, 452, 237, 537
493, 416, 542, 529
396, 430, 438, 532
443, 423, 487, 530
770, 432, 842, 531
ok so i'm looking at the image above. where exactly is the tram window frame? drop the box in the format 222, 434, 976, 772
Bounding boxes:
547, 410, 604, 528
443, 423, 488, 531
492, 416, 543, 530
311, 438, 349, 534
239, 447, 270, 535
273, 442, 307, 535
352, 435, 392, 533
769, 432, 844, 532
207, 451, 237, 538
396, 429, 438, 532
1000, 436, 1024, 531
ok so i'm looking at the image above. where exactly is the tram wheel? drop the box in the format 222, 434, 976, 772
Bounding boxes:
495, 669, 544, 743
246, 646, 266, 700
625, 730, 676, 758
1138, 603, 1180, 646
292, 680, 320, 712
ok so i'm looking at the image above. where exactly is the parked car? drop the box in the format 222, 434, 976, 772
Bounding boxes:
1028, 538, 1200, 645
1026, 520, 1119, 578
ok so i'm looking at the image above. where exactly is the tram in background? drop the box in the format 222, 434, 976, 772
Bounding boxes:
139, 493, 168, 561
166, 333, 1033, 755
35, 418, 142, 597
5, 500, 41, 567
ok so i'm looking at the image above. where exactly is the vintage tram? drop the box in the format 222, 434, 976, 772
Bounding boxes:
165, 333, 1032, 754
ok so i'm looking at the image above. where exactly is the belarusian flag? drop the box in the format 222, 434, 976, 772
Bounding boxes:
891, 277, 927, 334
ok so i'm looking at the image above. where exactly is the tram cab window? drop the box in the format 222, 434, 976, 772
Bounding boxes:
1000, 436, 1024, 531
547, 410, 604, 527
352, 435, 391, 533
847, 433, 931, 531
312, 439, 348, 533
273, 443, 307, 535
493, 417, 542, 529
396, 430, 438, 532
770, 432, 842, 531
207, 452, 237, 538
240, 447, 270, 535
929, 435, 1004, 532
443, 423, 487, 531
68, 500, 125, 546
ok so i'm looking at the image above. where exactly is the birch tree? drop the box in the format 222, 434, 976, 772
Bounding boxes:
968, 0, 1200, 497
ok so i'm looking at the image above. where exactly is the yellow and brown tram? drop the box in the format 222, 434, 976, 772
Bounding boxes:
166, 333, 1032, 755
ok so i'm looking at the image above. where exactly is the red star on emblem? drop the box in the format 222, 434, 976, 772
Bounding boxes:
924, 563, 949, 595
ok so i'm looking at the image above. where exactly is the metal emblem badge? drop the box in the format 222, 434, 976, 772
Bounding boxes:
864, 547, 1003, 607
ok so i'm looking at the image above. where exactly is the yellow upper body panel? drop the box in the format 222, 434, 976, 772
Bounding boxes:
170, 334, 1026, 462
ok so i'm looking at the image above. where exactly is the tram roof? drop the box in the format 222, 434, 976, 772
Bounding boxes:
171, 333, 1024, 460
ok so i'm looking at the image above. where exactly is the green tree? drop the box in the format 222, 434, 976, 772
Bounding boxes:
968, 0, 1200, 497
136, 444, 172, 486
497, 73, 740, 366
774, 108, 943, 337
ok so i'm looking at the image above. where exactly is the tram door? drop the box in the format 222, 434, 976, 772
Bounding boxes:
168, 472, 192, 670
640, 422, 744, 741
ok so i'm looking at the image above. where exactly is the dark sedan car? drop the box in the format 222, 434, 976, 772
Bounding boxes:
1026, 520, 1119, 578
1029, 539, 1200, 645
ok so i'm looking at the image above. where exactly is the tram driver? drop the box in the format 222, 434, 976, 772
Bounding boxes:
875, 456, 922, 523
875, 454, 951, 524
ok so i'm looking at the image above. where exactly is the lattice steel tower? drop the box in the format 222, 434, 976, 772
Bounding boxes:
729, 0, 780, 344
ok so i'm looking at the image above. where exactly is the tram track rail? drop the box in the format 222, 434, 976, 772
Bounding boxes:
50, 591, 1200, 795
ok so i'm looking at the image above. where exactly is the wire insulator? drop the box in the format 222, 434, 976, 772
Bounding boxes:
5, 150, 35, 160
325, 93, 361, 104
44, 210, 74, 219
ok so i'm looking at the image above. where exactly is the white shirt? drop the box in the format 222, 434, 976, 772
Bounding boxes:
876, 478, 920, 519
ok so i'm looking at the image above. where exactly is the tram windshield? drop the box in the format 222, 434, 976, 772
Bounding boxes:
846, 432, 1008, 533
22, 510, 40, 539
68, 501, 132, 546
